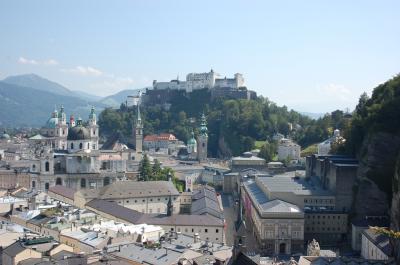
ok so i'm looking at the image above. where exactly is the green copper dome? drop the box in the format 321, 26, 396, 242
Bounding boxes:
45, 117, 59, 129
187, 131, 197, 145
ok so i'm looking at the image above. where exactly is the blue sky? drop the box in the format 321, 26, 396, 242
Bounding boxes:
0, 0, 399, 112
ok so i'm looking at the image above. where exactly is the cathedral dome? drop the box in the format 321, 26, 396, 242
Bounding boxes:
45, 117, 59, 129
67, 126, 90, 140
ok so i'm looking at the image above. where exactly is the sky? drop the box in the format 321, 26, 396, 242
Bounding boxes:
0, 0, 399, 113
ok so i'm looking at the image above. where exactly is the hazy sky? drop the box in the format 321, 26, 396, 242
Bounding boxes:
0, 0, 399, 112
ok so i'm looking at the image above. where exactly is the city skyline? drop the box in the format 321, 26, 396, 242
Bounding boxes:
0, 0, 399, 112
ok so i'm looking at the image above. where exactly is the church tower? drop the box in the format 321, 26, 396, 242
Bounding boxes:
197, 113, 208, 162
134, 104, 143, 153
88, 106, 99, 150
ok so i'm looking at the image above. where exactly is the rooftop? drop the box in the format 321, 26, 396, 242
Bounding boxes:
244, 180, 303, 216
257, 173, 333, 196
78, 180, 179, 199
362, 228, 392, 257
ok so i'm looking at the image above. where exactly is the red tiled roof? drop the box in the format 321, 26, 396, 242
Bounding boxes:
144, 133, 177, 142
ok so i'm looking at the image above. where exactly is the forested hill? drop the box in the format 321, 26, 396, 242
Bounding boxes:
335, 74, 400, 262
98, 88, 348, 157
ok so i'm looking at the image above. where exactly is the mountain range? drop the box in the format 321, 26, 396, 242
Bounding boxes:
0, 74, 140, 127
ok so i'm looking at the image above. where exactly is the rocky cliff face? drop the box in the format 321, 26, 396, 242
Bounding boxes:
353, 132, 400, 219
390, 154, 400, 261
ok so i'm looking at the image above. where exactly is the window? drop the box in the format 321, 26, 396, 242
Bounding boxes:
205, 229, 208, 233
192, 229, 194, 232
216, 229, 219, 233
177, 228, 181, 232
45, 161, 50, 172
87, 143, 90, 149
185, 228, 188, 232
79, 143, 83, 149
80, 178, 86, 188
71, 143, 74, 149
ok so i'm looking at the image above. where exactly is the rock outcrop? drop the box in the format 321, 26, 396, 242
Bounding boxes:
353, 132, 400, 219
390, 154, 400, 261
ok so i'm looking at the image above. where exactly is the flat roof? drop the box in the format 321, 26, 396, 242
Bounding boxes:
244, 180, 302, 215
257, 173, 333, 196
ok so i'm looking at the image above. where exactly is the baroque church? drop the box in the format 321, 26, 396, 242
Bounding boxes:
29, 105, 142, 192
186, 113, 208, 162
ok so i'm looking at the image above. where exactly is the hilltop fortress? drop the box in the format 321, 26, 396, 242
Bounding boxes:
147, 69, 256, 102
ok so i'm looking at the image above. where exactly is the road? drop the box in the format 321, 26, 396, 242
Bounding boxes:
221, 194, 237, 246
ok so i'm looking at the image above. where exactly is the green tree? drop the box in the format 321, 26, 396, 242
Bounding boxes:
259, 141, 277, 162
152, 159, 162, 180
139, 154, 152, 181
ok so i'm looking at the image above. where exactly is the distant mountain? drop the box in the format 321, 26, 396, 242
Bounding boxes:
3, 74, 73, 97
0, 81, 105, 127
72, 90, 102, 101
98, 88, 144, 108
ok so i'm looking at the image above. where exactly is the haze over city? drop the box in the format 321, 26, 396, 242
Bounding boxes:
1, 0, 399, 112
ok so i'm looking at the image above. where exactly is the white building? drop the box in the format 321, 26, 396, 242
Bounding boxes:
278, 138, 301, 161
318, 129, 343, 155
361, 228, 391, 260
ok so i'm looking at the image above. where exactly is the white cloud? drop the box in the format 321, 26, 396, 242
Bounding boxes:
43, 59, 59, 65
18, 57, 38, 65
18, 56, 58, 66
61, 66, 103, 77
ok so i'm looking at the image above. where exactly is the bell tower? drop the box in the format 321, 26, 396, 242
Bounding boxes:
197, 113, 208, 162
134, 104, 143, 153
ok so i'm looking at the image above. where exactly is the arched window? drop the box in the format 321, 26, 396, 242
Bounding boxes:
45, 161, 50, 172
79, 143, 83, 149
103, 177, 110, 186
93, 130, 96, 135
56, 178, 62, 185
45, 183, 49, 190
80, 178, 86, 188
32, 164, 36, 171
71, 143, 74, 149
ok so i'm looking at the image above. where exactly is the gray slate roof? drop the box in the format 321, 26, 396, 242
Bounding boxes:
3, 241, 26, 257
86, 199, 224, 227
79, 180, 179, 200
191, 186, 223, 219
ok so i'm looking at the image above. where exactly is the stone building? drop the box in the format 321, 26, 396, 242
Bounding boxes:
242, 179, 305, 255
278, 138, 301, 161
